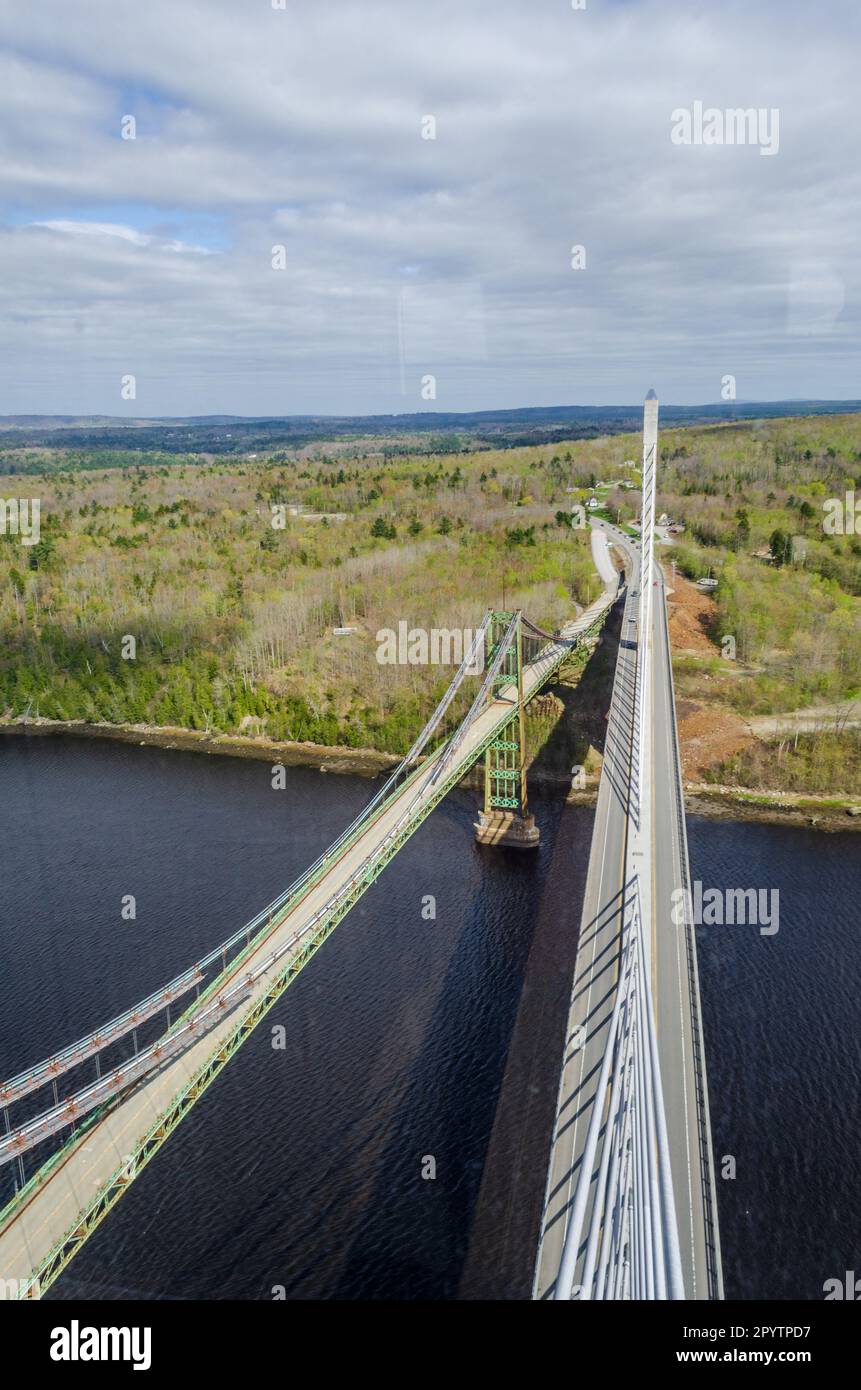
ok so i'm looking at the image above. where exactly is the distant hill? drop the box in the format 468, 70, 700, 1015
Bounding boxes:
1, 400, 860, 456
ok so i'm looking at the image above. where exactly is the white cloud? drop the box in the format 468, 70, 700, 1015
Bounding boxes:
32, 221, 214, 255
0, 0, 858, 413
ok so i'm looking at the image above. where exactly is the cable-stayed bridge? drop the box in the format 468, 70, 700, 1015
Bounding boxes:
0, 394, 721, 1301
534, 396, 722, 1300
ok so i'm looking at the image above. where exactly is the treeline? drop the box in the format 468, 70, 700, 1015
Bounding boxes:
3, 410, 858, 754
0, 440, 602, 753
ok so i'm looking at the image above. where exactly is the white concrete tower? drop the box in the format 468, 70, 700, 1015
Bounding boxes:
639, 388, 659, 735
629, 390, 659, 967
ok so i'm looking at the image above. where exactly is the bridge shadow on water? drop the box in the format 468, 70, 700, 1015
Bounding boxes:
323, 794, 600, 1301
329, 808, 551, 1299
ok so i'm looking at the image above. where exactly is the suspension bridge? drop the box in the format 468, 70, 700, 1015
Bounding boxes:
0, 393, 722, 1301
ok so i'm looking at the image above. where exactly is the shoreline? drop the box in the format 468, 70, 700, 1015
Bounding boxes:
2, 716, 859, 832
0, 716, 400, 777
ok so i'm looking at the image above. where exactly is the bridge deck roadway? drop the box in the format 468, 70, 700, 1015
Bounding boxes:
0, 572, 618, 1292
652, 556, 722, 1298
533, 523, 721, 1300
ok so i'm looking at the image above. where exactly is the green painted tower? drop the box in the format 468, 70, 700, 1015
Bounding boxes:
473, 611, 540, 849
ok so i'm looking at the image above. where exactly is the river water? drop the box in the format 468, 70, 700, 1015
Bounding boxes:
1, 734, 858, 1300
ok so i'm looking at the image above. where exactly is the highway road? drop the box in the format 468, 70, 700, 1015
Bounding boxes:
0, 564, 621, 1296
533, 521, 722, 1299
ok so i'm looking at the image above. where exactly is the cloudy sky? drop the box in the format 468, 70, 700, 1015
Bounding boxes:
0, 0, 859, 416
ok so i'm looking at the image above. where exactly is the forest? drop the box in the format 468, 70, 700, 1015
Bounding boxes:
1, 413, 859, 788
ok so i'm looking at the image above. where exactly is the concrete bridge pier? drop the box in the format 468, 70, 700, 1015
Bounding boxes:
473, 807, 540, 849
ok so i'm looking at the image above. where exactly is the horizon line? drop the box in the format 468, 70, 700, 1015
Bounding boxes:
2, 397, 861, 427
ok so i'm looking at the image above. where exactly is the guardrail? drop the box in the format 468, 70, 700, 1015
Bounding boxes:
553, 876, 684, 1300
0, 969, 203, 1110
658, 576, 724, 1300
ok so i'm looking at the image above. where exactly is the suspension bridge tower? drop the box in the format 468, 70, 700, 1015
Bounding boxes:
473, 610, 540, 849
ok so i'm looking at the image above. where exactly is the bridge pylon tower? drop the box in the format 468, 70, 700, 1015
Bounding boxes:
473, 610, 540, 850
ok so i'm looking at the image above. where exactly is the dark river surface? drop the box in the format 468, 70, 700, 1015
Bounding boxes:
1, 734, 858, 1301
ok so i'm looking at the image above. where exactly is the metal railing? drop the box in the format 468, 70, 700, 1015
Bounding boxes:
657, 571, 724, 1299
553, 877, 684, 1300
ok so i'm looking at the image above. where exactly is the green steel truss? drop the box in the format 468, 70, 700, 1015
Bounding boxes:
3, 597, 614, 1298
482, 611, 528, 814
